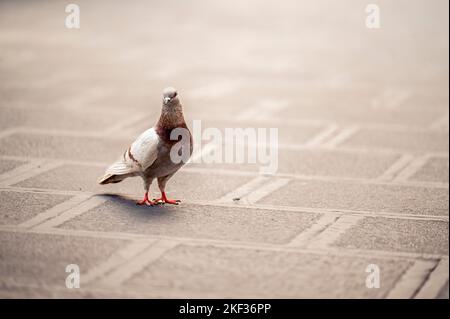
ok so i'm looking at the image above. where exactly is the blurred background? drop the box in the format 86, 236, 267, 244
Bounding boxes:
0, 0, 448, 298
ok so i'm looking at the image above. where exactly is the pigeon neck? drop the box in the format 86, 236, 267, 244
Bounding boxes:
156, 103, 186, 131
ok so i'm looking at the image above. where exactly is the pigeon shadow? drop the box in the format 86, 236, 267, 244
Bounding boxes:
94, 193, 176, 218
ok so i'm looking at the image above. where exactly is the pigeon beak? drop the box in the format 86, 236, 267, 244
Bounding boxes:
164, 97, 171, 104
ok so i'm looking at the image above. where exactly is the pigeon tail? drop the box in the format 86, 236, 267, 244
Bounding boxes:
98, 173, 128, 185
98, 158, 137, 184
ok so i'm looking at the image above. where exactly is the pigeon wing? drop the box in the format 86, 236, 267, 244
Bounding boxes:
128, 127, 160, 171
98, 128, 159, 184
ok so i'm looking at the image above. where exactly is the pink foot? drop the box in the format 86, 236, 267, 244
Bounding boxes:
153, 192, 181, 205
136, 192, 155, 206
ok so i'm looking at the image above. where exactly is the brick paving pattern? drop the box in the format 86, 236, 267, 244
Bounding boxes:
0, 0, 448, 298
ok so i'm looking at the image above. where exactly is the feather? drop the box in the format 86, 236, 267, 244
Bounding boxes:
98, 128, 159, 185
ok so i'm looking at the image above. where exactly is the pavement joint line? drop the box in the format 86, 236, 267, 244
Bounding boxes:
414, 258, 449, 298
8, 225, 152, 241
0, 225, 446, 262
0, 159, 46, 183
305, 215, 365, 249
194, 200, 449, 222
303, 124, 339, 147
375, 154, 415, 182
394, 154, 432, 182
1, 186, 448, 222
244, 178, 291, 204
0, 160, 63, 187
0, 186, 88, 196
286, 213, 341, 247
33, 196, 107, 230
0, 155, 447, 189
96, 239, 179, 288
322, 125, 359, 148
82, 239, 157, 286
386, 260, 438, 299
18, 194, 91, 229
215, 175, 271, 203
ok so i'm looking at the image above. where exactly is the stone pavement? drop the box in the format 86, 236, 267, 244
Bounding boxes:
0, 0, 448, 298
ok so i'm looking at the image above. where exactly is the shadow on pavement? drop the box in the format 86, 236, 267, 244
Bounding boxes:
94, 193, 175, 216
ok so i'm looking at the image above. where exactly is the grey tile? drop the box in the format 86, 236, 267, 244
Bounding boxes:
0, 190, 71, 225
0, 231, 127, 287
125, 245, 412, 298
258, 180, 449, 215
60, 201, 320, 244
334, 217, 449, 255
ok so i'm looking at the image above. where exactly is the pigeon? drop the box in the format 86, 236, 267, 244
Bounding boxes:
98, 87, 193, 205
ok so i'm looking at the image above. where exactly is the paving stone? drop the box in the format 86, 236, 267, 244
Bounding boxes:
13, 164, 105, 192
278, 149, 400, 178
341, 128, 449, 153
0, 133, 128, 162
0, 190, 70, 225
0, 158, 25, 175
258, 180, 449, 216
0, 106, 127, 132
124, 245, 412, 298
409, 157, 449, 183
60, 202, 320, 244
14, 164, 254, 201
0, 231, 127, 287
187, 147, 401, 179
334, 217, 449, 255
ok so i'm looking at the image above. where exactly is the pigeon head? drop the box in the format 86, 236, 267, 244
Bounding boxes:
162, 87, 178, 105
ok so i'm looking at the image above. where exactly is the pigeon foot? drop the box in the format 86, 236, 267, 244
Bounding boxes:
136, 192, 156, 206
154, 192, 181, 205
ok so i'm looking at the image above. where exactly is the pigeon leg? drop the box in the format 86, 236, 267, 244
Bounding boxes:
154, 175, 180, 205
154, 192, 180, 205
136, 192, 155, 206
